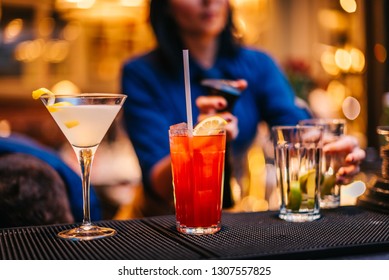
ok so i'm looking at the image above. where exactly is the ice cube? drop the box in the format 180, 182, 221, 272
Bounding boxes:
169, 122, 188, 136
170, 122, 188, 130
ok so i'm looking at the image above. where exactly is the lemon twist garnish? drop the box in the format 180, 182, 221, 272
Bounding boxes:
47, 101, 73, 113
193, 116, 227, 136
32, 87, 55, 106
64, 120, 80, 129
32, 87, 52, 99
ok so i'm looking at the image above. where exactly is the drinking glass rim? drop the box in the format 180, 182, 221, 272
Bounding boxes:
39, 93, 127, 99
169, 128, 226, 136
272, 125, 324, 130
299, 118, 346, 125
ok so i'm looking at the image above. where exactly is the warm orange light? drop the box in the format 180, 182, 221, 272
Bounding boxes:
56, 0, 148, 22
14, 39, 44, 62
77, 0, 95, 9
335, 48, 352, 71
318, 9, 348, 32
308, 88, 339, 118
340, 0, 357, 13
62, 21, 82, 41
97, 57, 121, 81
350, 48, 365, 72
374, 43, 387, 63
0, 120, 11, 138
231, 0, 265, 6
42, 40, 70, 63
120, 0, 144, 7
4, 18, 23, 43
234, 15, 247, 39
320, 50, 340, 76
51, 80, 80, 94
327, 80, 348, 108
38, 17, 55, 37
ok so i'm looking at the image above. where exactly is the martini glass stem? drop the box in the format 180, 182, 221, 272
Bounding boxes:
76, 147, 96, 227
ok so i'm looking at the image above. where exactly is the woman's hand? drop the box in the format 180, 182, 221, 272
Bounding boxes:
196, 96, 239, 141
195, 79, 246, 141
196, 96, 238, 141
224, 79, 247, 91
323, 135, 366, 184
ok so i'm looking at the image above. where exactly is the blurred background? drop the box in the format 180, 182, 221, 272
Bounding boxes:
0, 0, 388, 216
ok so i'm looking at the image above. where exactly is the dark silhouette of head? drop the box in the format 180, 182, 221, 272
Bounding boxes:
0, 153, 74, 228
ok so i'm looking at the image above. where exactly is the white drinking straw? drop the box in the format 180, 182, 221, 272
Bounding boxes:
183, 49, 193, 136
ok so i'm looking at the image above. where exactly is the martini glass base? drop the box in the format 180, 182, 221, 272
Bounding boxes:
58, 225, 116, 241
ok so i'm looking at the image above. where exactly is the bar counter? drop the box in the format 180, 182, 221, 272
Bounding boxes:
1, 206, 389, 260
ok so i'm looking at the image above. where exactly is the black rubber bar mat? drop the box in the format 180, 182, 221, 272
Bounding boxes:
0, 218, 202, 260
145, 206, 389, 259
1, 206, 389, 259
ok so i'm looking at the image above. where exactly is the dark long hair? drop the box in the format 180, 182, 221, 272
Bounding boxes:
149, 0, 240, 71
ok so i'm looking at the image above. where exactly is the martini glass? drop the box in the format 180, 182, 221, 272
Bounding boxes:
39, 93, 126, 241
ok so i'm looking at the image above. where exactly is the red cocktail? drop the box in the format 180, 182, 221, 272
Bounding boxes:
169, 118, 226, 234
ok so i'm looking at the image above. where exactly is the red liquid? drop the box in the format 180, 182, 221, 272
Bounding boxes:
170, 133, 226, 230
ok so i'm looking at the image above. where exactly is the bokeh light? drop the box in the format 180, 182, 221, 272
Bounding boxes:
340, 0, 357, 13
42, 40, 70, 63
77, 0, 96, 9
374, 43, 387, 63
350, 48, 365, 72
233, 15, 247, 40
120, 0, 144, 7
308, 88, 339, 118
51, 80, 80, 94
320, 50, 340, 76
38, 17, 55, 37
335, 49, 352, 72
14, 39, 45, 62
0, 120, 11, 138
4, 18, 23, 43
342, 96, 361, 120
62, 21, 82, 41
318, 9, 348, 32
327, 80, 348, 108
